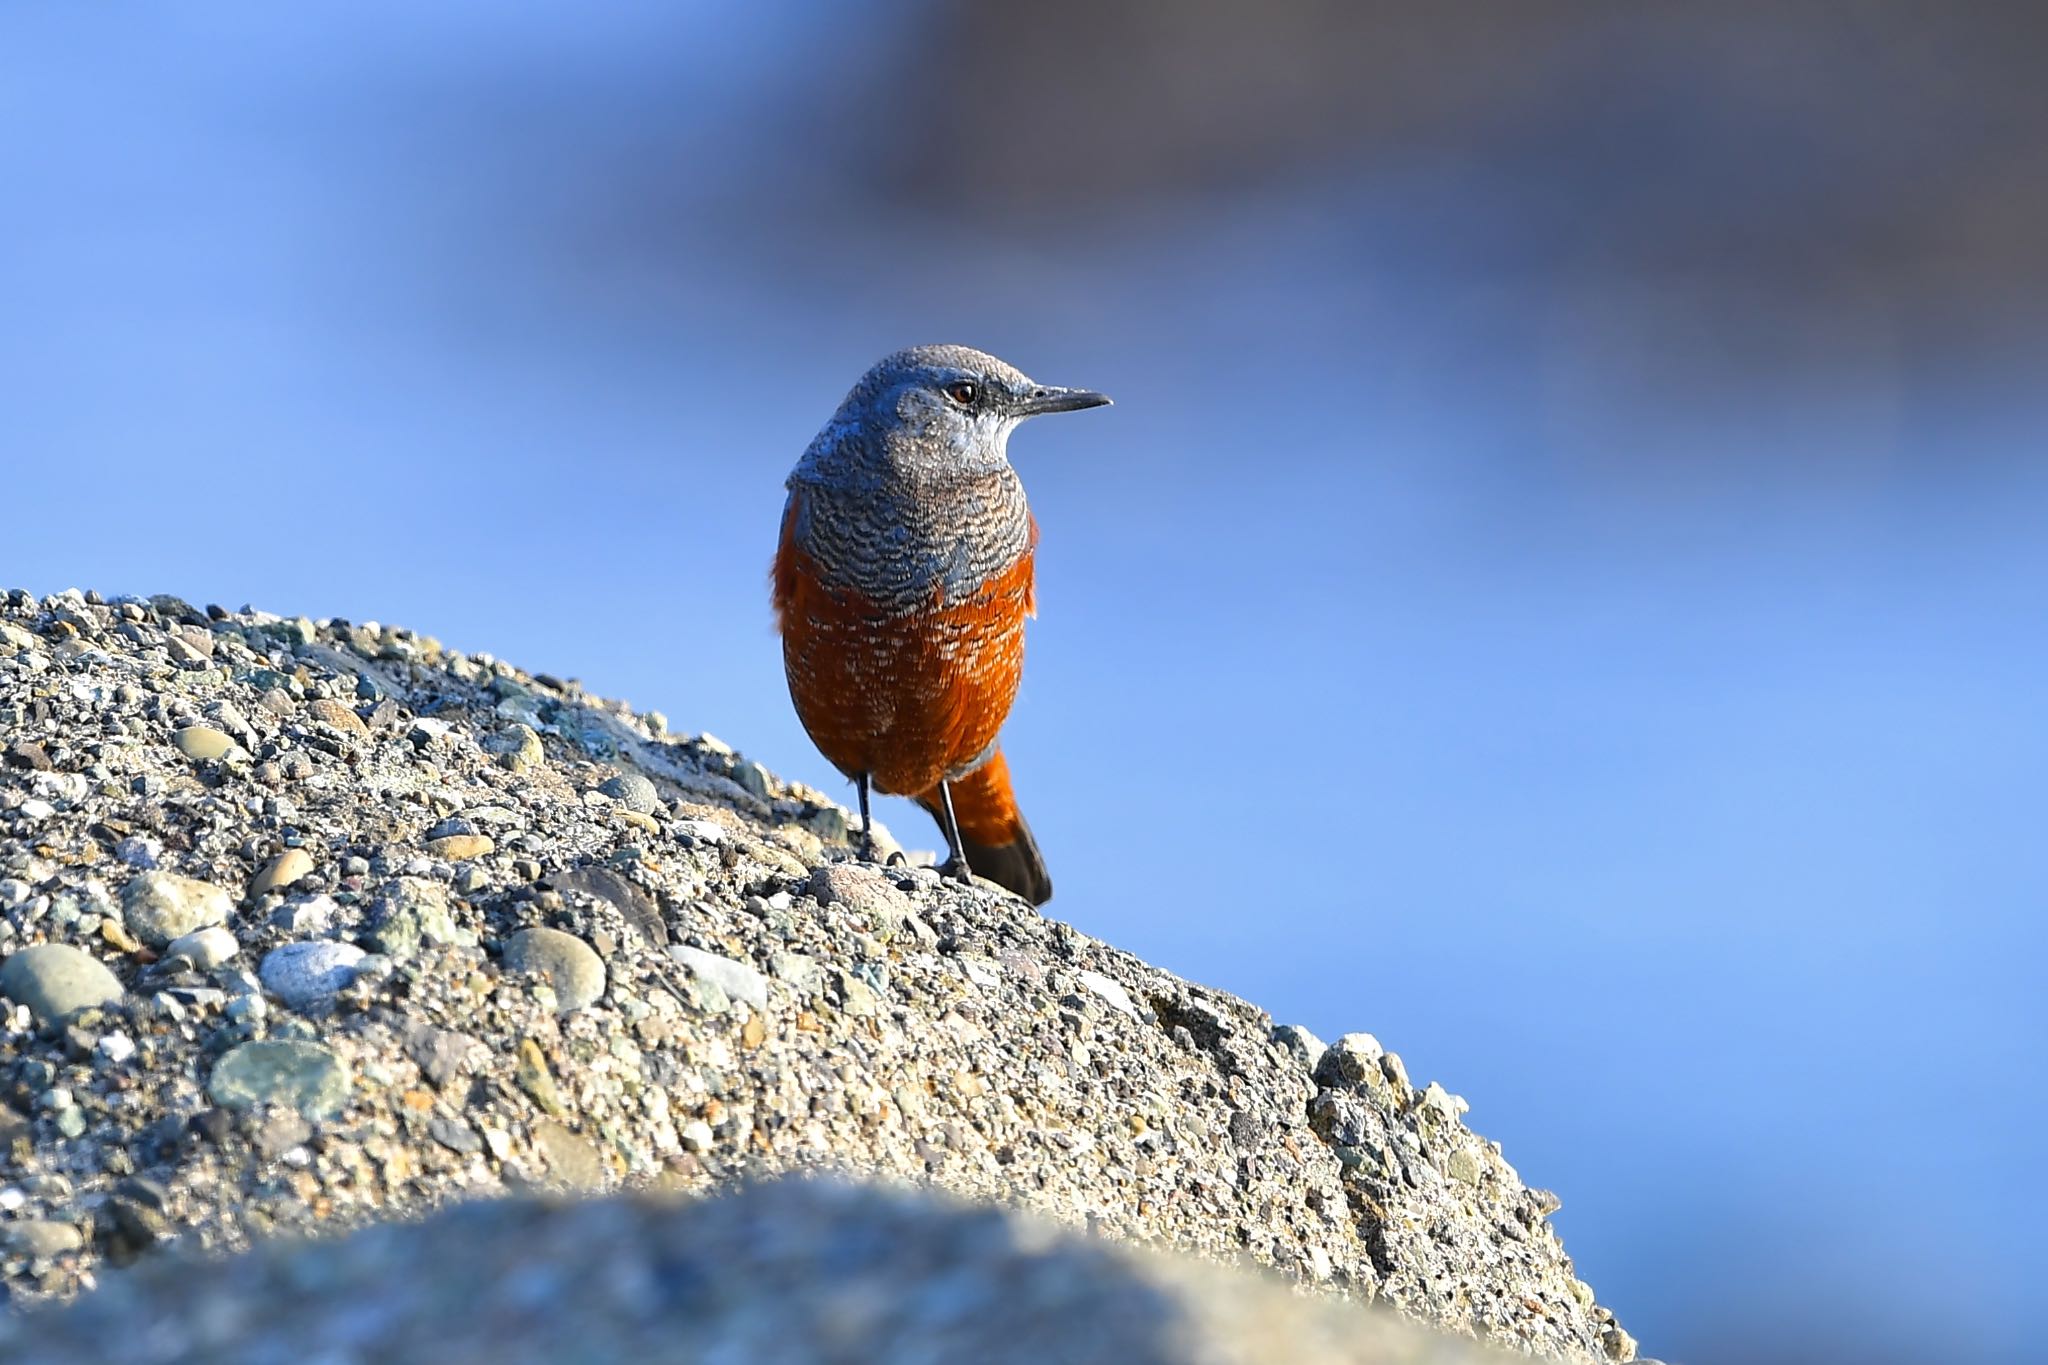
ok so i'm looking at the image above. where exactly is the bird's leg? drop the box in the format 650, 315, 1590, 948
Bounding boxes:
934, 779, 974, 886
855, 773, 879, 863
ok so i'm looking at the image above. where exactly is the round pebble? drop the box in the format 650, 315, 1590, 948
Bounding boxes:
208, 1040, 352, 1119
164, 925, 240, 970
249, 849, 314, 899
0, 945, 124, 1024
121, 871, 231, 947
503, 927, 607, 1014
172, 725, 235, 762
259, 941, 367, 1011
599, 772, 660, 814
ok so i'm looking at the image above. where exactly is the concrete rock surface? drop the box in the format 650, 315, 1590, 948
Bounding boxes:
0, 589, 1635, 1361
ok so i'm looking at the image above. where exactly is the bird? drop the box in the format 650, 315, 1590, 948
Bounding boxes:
772, 345, 1110, 906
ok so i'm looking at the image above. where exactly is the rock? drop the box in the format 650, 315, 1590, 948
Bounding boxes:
403, 1024, 481, 1088
0, 945, 123, 1024
369, 877, 470, 960
669, 944, 768, 1013
258, 941, 367, 1011
0, 593, 1632, 1360
304, 697, 367, 736
483, 723, 544, 774
546, 866, 666, 947
530, 1119, 606, 1189
0, 1219, 82, 1259
808, 863, 914, 923
163, 926, 240, 970
1314, 1032, 1386, 1089
1076, 969, 1141, 1020
502, 927, 606, 1014
1272, 1023, 1328, 1071
121, 871, 231, 947
598, 771, 660, 814
425, 834, 494, 861
3, 740, 52, 771
171, 725, 235, 762
248, 849, 314, 899
730, 758, 773, 799
207, 1041, 352, 1119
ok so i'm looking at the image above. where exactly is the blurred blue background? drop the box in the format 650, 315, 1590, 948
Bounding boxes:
4, 5, 2043, 1361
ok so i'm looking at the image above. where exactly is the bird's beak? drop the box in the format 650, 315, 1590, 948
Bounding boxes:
1013, 385, 1112, 417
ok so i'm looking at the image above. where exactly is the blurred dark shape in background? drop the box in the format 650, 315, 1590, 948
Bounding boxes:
4, 5, 2042, 1364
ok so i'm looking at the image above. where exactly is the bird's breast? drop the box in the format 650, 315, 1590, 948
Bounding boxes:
793, 471, 1032, 615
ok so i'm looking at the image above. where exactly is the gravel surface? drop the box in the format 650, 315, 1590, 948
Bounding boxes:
0, 588, 1637, 1362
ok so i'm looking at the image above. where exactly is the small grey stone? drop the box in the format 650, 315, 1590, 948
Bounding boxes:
208, 1040, 352, 1119
121, 870, 232, 947
0, 944, 124, 1023
429, 1116, 482, 1155
730, 758, 773, 799
1314, 1032, 1387, 1090
598, 771, 659, 814
369, 877, 471, 961
1271, 1023, 1328, 1072
669, 944, 768, 1013
403, 1023, 482, 1087
252, 1111, 312, 1160
259, 941, 366, 1011
503, 927, 606, 1014
833, 967, 879, 1018
483, 723, 543, 774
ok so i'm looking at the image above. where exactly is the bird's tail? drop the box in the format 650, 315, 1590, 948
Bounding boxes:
918, 748, 1052, 906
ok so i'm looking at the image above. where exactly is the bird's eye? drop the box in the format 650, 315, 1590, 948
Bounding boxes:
944, 381, 978, 406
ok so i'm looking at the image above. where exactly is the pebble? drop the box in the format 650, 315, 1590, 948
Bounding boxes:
484, 723, 544, 774
3, 740, 52, 771
0, 1220, 82, 1259
172, 725, 236, 762
370, 877, 468, 960
305, 698, 367, 736
502, 927, 607, 1015
121, 871, 232, 947
670, 944, 768, 1014
0, 944, 125, 1023
425, 834, 494, 861
1314, 1032, 1387, 1089
164, 925, 240, 970
1076, 970, 1141, 1021
208, 1040, 352, 1119
598, 772, 660, 814
259, 941, 367, 1011
808, 863, 914, 923
1271, 1024, 1328, 1072
730, 759, 773, 800
249, 849, 314, 899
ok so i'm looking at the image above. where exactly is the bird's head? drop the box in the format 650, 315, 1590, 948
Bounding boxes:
807, 344, 1111, 482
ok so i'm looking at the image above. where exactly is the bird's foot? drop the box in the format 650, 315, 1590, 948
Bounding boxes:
937, 855, 975, 887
